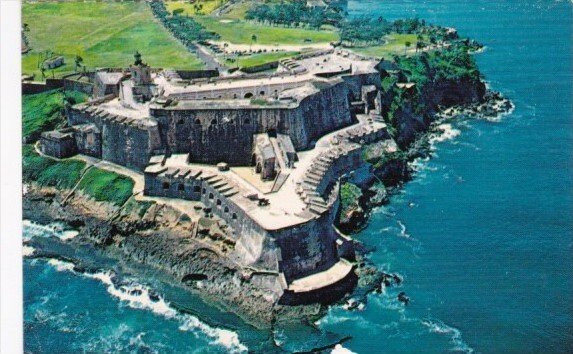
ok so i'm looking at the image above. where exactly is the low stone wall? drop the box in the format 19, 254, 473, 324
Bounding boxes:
22, 77, 94, 95
176, 69, 219, 80
240, 61, 279, 74
22, 78, 63, 94
63, 79, 94, 95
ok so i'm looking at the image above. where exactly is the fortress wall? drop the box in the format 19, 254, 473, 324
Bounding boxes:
316, 147, 363, 197
175, 69, 219, 80
101, 120, 151, 170
151, 79, 353, 165
274, 197, 341, 282
143, 169, 283, 273
341, 72, 382, 101
67, 107, 93, 126
66, 106, 157, 170
143, 166, 347, 281
143, 172, 203, 201
293, 80, 353, 145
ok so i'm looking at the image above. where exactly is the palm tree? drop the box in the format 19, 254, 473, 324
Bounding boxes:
404, 41, 411, 55
74, 55, 83, 72
250, 34, 257, 51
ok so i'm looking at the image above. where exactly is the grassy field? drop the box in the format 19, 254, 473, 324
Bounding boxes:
22, 1, 203, 80
350, 34, 425, 59
195, 17, 339, 45
78, 168, 134, 206
23, 145, 135, 206
219, 0, 255, 20
23, 145, 87, 190
165, 0, 226, 16
23, 89, 87, 142
225, 51, 299, 68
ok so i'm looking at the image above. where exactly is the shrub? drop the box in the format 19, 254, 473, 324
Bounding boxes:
340, 182, 362, 208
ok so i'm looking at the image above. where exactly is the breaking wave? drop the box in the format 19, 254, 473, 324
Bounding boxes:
396, 220, 411, 239
23, 245, 35, 256
23, 220, 79, 241
45, 258, 248, 353
429, 123, 462, 145
421, 318, 474, 353
331, 343, 357, 354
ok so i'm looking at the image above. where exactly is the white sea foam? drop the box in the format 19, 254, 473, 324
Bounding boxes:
397, 220, 411, 239
43, 259, 248, 353
429, 124, 461, 145
47, 259, 76, 272
421, 318, 474, 353
331, 343, 357, 354
483, 101, 515, 123
23, 245, 35, 256
23, 219, 79, 241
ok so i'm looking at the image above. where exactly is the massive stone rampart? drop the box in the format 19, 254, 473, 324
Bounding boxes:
68, 105, 161, 170
142, 164, 345, 283
151, 79, 354, 165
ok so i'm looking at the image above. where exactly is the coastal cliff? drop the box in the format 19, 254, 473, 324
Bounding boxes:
336, 44, 512, 232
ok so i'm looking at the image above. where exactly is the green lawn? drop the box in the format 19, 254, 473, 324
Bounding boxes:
23, 89, 87, 142
22, 1, 203, 80
195, 17, 339, 45
165, 0, 226, 16
23, 144, 134, 205
220, 0, 256, 20
350, 34, 424, 59
23, 145, 87, 190
225, 51, 299, 68
78, 168, 134, 206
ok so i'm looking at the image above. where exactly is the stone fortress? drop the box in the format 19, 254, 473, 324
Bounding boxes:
40, 49, 393, 303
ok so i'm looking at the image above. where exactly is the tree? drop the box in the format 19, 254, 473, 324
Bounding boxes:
172, 8, 184, 16
74, 55, 83, 72
223, 42, 229, 59
250, 34, 257, 51
404, 41, 412, 55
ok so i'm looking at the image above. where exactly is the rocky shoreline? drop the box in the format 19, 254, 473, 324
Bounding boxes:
22, 184, 384, 329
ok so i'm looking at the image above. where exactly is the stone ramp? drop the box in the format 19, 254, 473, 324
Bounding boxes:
270, 169, 289, 193
287, 259, 354, 293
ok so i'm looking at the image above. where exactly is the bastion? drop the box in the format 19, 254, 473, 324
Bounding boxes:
40, 50, 393, 304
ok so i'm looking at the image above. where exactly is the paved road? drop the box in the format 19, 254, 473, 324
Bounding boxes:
191, 42, 229, 73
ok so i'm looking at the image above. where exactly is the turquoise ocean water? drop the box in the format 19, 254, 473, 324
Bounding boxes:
24, 1, 572, 353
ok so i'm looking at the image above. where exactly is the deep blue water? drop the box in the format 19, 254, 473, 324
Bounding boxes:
24, 1, 573, 353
